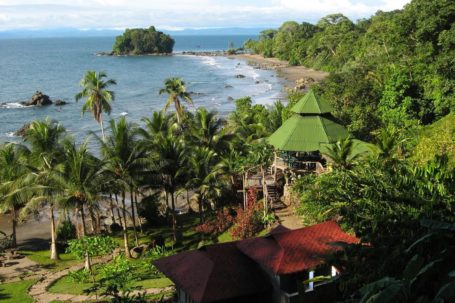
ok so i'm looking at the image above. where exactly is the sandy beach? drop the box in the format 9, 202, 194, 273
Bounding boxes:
230, 53, 329, 85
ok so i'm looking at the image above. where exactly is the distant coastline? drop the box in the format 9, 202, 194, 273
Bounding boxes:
95, 49, 328, 88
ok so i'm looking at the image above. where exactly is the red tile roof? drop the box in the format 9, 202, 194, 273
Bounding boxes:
153, 241, 270, 303
237, 221, 358, 275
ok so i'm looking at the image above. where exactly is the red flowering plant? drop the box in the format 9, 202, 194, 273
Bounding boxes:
195, 208, 234, 235
230, 188, 264, 240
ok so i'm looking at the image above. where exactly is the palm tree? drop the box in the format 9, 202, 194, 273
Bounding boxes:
188, 108, 232, 154
139, 111, 175, 146
59, 139, 103, 238
154, 135, 187, 242
75, 71, 116, 141
228, 110, 267, 151
0, 143, 31, 247
98, 117, 148, 256
322, 137, 366, 170
187, 147, 224, 223
23, 119, 66, 260
159, 78, 193, 124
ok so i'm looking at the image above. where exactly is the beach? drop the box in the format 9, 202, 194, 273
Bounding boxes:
231, 53, 329, 85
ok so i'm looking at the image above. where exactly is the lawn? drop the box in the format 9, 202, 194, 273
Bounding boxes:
0, 279, 36, 303
19, 250, 80, 272
48, 274, 173, 295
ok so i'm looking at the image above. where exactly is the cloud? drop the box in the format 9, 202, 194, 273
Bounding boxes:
0, 0, 411, 31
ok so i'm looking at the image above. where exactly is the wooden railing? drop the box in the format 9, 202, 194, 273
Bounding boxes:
273, 156, 325, 174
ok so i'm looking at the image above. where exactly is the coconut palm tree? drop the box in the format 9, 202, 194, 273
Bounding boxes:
23, 119, 66, 260
153, 135, 187, 242
187, 147, 224, 223
188, 108, 233, 154
0, 143, 31, 247
75, 71, 116, 141
322, 137, 366, 170
59, 139, 103, 238
97, 117, 148, 256
159, 77, 193, 124
139, 111, 175, 146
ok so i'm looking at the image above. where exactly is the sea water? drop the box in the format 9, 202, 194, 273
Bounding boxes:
0, 35, 285, 142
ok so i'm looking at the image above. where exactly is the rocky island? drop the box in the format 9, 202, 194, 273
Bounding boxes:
110, 26, 174, 56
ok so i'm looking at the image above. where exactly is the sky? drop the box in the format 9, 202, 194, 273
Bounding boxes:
0, 0, 412, 31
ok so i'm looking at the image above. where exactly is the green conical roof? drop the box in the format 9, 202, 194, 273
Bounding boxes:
291, 90, 333, 114
268, 115, 349, 152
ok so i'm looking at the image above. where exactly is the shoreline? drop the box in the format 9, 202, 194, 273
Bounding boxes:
97, 50, 329, 87
229, 54, 329, 85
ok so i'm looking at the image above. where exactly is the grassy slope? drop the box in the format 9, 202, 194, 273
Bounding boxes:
0, 279, 36, 303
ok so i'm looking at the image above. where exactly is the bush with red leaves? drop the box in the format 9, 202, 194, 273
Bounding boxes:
195, 208, 234, 235
230, 188, 264, 240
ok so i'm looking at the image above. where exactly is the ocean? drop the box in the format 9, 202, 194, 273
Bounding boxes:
0, 35, 285, 142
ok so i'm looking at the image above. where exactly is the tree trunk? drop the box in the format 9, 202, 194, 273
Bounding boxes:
88, 206, 96, 234
134, 192, 143, 234
170, 191, 177, 243
261, 166, 268, 215
84, 252, 92, 272
100, 117, 106, 141
109, 194, 116, 224
198, 192, 204, 224
121, 191, 131, 258
243, 172, 247, 209
11, 207, 17, 248
75, 207, 81, 239
49, 205, 59, 260
130, 189, 138, 246
114, 194, 122, 227
80, 204, 87, 237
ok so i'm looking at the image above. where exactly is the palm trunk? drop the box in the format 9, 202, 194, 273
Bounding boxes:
134, 192, 143, 234
170, 191, 177, 243
130, 189, 138, 246
121, 191, 131, 258
198, 192, 204, 224
100, 117, 106, 141
243, 172, 247, 209
11, 207, 17, 248
165, 191, 169, 208
109, 194, 116, 224
50, 205, 59, 260
114, 194, 122, 227
261, 166, 268, 215
88, 206, 96, 234
84, 252, 92, 272
80, 204, 87, 237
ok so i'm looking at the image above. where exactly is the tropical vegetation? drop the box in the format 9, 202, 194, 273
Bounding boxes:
0, 0, 454, 301
112, 26, 174, 55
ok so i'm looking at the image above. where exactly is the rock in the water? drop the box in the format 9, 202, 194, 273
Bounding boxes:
14, 123, 31, 137
23, 91, 53, 106
225, 85, 233, 88
54, 100, 67, 106
255, 80, 261, 84
235, 74, 246, 79
227, 96, 234, 101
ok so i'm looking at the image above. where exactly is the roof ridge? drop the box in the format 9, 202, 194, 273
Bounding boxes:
199, 253, 216, 302
271, 233, 286, 273
317, 116, 330, 144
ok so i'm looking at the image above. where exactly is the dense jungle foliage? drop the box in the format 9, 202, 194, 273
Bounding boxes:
245, 0, 454, 141
113, 26, 174, 55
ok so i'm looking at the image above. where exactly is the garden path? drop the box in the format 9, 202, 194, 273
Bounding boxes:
28, 255, 173, 303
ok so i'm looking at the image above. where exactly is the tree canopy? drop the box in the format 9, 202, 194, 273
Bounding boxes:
112, 26, 174, 55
